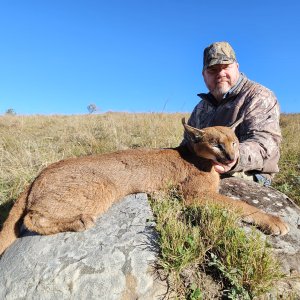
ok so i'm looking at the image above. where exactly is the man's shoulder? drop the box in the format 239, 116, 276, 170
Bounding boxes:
242, 77, 276, 99
240, 77, 280, 115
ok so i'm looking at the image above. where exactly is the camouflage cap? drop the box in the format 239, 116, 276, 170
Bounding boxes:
203, 41, 236, 70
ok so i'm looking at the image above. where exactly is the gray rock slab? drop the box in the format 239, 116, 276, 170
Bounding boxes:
0, 193, 167, 300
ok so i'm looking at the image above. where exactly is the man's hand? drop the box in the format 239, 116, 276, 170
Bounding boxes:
213, 158, 238, 174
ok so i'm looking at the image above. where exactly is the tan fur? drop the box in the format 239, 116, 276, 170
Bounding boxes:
0, 120, 289, 255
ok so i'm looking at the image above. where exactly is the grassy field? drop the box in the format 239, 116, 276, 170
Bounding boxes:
0, 113, 188, 222
273, 113, 300, 203
0, 112, 299, 209
0, 112, 299, 298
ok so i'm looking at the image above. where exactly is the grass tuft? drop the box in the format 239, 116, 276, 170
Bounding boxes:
150, 189, 284, 299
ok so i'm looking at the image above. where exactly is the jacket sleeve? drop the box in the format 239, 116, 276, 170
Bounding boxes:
230, 87, 281, 174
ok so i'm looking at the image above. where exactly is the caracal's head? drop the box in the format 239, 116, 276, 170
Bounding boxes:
182, 118, 241, 165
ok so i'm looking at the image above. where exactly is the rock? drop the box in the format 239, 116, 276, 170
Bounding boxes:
0, 193, 167, 300
220, 177, 300, 297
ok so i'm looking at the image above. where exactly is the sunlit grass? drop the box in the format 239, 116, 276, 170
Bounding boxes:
273, 113, 300, 203
0, 112, 299, 221
149, 189, 284, 299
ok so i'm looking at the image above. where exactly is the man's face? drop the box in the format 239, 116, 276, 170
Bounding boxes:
202, 62, 240, 101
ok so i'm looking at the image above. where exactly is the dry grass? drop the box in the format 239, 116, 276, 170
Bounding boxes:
1, 112, 299, 223
0, 112, 187, 222
273, 113, 300, 203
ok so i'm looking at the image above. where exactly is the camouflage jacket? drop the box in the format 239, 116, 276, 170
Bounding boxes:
182, 74, 281, 176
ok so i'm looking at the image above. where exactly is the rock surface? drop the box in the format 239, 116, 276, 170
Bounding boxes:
0, 193, 167, 300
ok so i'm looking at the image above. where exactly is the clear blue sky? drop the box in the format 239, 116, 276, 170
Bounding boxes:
0, 0, 299, 115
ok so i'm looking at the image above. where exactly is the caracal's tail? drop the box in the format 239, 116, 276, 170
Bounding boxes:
0, 186, 30, 255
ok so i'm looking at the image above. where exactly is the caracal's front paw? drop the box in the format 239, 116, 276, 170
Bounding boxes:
262, 215, 289, 236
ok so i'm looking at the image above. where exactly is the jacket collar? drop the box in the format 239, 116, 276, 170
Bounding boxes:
197, 73, 247, 106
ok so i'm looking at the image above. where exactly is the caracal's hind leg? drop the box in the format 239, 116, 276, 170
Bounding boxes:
23, 211, 96, 235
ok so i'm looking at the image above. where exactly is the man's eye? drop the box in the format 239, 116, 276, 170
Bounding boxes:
207, 68, 217, 74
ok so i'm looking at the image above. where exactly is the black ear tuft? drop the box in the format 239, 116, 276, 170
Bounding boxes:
181, 118, 204, 143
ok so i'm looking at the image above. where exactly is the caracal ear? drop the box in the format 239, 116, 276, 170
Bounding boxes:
230, 117, 243, 131
182, 118, 205, 143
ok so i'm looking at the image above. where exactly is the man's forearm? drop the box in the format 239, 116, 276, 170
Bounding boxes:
230, 142, 265, 172
229, 134, 280, 174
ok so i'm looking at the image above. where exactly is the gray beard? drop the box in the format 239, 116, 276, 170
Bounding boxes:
211, 86, 230, 101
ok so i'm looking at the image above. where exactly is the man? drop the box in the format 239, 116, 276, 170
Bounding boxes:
182, 41, 281, 186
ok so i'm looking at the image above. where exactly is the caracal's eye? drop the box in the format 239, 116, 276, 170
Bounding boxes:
213, 143, 224, 151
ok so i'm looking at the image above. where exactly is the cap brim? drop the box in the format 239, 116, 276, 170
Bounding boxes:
204, 58, 236, 70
